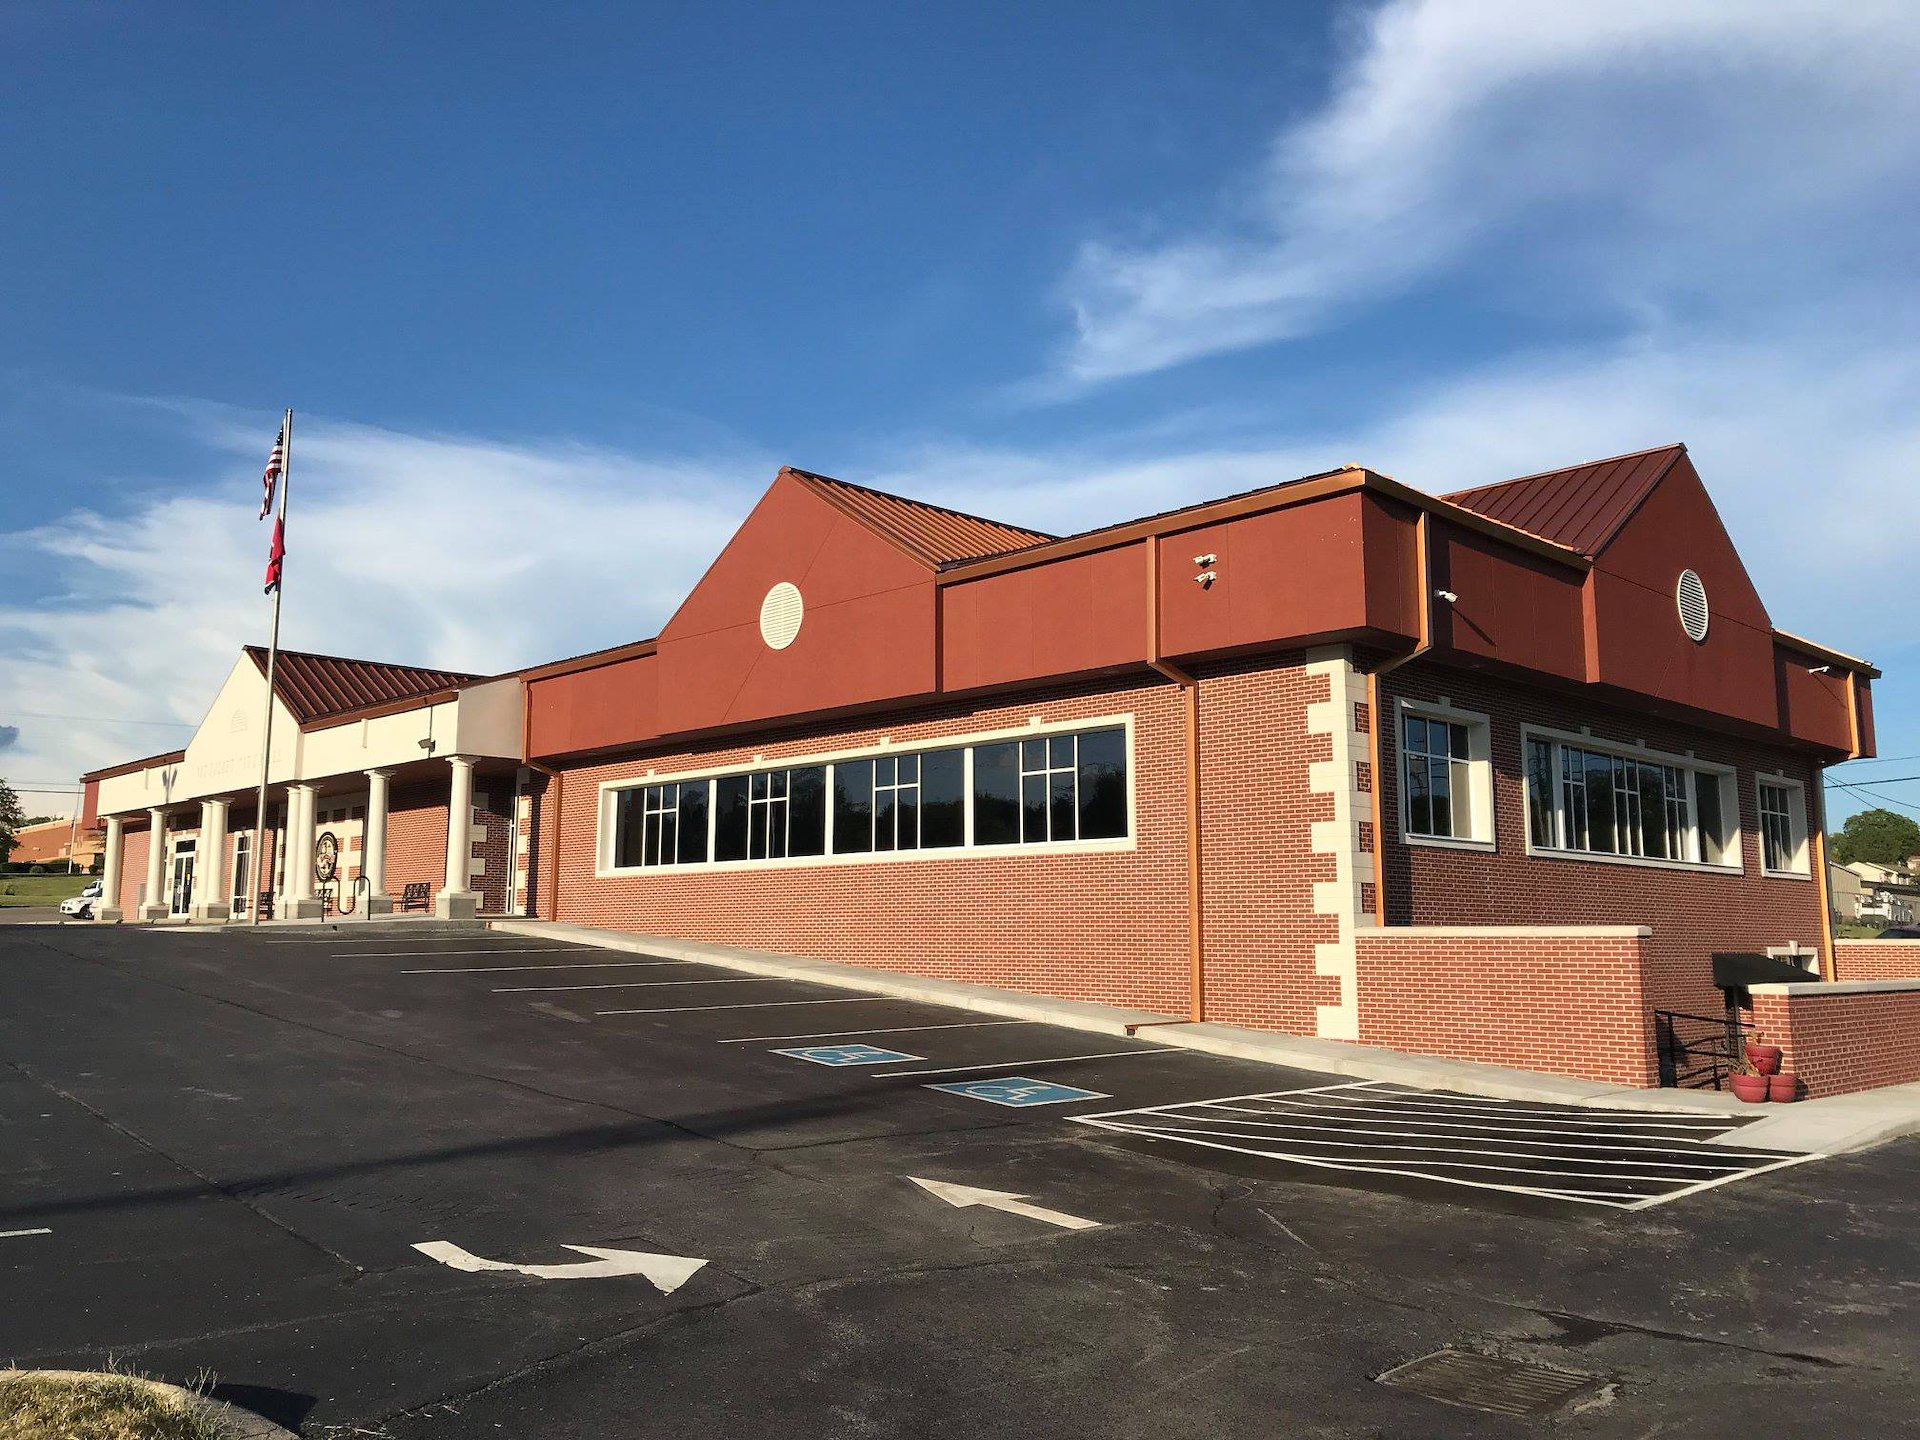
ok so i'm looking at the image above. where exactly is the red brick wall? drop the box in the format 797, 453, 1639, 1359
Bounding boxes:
1749, 984, 1920, 1097
551, 675, 1196, 1014
1377, 662, 1830, 1019
1192, 654, 1340, 1033
1834, 940, 1920, 982
1355, 928, 1659, 1086
385, 782, 449, 908
117, 826, 149, 914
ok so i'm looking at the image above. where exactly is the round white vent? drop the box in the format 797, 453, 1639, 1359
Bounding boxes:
759, 582, 805, 650
1676, 569, 1710, 643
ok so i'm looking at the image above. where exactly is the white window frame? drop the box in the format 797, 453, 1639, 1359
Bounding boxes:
1395, 699, 1496, 852
1521, 723, 1740, 875
1756, 774, 1811, 879
595, 712, 1137, 877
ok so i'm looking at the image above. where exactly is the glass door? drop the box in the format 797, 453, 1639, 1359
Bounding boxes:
168, 839, 196, 918
231, 833, 251, 917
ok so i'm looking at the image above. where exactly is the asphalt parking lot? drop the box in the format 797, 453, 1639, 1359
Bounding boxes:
4, 921, 1919, 1437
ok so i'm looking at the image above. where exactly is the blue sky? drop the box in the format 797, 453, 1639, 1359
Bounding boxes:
2, 0, 1917, 828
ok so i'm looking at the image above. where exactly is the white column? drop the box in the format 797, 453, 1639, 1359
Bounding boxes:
437, 755, 479, 919
363, 769, 394, 914
285, 783, 323, 920
190, 799, 231, 923
140, 808, 170, 920
99, 815, 126, 922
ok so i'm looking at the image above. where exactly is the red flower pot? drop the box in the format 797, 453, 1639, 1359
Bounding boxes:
1746, 1043, 1783, 1075
1768, 1073, 1800, 1102
1730, 1073, 1770, 1103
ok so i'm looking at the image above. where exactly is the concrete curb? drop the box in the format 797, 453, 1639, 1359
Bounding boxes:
0, 1369, 297, 1439
484, 921, 1920, 1156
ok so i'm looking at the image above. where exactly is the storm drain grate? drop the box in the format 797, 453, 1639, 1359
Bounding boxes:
1376, 1350, 1605, 1417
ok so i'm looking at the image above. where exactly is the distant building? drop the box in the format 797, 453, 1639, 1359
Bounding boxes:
1846, 859, 1919, 925
7, 816, 104, 869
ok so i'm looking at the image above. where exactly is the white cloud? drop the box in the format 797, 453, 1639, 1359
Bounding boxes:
1060, 0, 1920, 382
0, 408, 764, 791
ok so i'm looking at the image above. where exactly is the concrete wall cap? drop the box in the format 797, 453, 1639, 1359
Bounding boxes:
1360, 924, 1652, 939
1749, 979, 1920, 997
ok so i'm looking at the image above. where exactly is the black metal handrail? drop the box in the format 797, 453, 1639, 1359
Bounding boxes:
1655, 1008, 1750, 1091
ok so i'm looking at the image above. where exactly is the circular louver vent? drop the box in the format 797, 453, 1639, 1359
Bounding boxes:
1676, 569, 1710, 643
759, 582, 805, 651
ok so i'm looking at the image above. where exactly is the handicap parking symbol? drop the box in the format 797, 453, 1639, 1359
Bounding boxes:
773, 1044, 923, 1066
926, 1077, 1110, 1107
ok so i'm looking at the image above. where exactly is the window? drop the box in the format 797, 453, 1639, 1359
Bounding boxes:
603, 722, 1130, 871
1758, 778, 1808, 875
1398, 704, 1493, 847
1524, 731, 1737, 869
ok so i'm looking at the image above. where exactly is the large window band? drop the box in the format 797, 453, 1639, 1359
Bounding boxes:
607, 724, 1129, 871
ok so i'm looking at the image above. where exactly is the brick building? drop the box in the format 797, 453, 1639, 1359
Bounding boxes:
81, 443, 1883, 1089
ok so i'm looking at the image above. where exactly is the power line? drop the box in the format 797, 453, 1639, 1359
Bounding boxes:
1828, 777, 1920, 818
1825, 773, 1920, 787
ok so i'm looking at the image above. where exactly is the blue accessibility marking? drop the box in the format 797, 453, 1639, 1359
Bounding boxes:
773, 1044, 923, 1066
926, 1077, 1111, 1107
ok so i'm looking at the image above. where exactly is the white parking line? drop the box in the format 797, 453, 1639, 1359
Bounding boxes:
1198, 1092, 1738, 1135
310, 948, 587, 958
872, 1048, 1180, 1078
402, 961, 689, 974
596, 997, 896, 1015
1200, 1096, 1749, 1141
0, 1228, 51, 1239
493, 978, 788, 993
1178, 1104, 1791, 1159
718, 1020, 1042, 1044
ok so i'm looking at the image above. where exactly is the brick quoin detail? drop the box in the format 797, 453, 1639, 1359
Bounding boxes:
1357, 820, 1375, 854
1353, 700, 1370, 735
1354, 760, 1372, 793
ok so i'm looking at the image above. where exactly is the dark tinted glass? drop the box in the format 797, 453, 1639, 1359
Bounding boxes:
676, 781, 709, 864
973, 742, 1019, 845
1583, 750, 1616, 852
833, 761, 873, 854
1405, 754, 1431, 836
1076, 728, 1127, 839
1022, 771, 1049, 842
921, 749, 965, 847
1049, 763, 1076, 842
714, 775, 750, 861
1696, 772, 1725, 861
874, 780, 899, 852
788, 767, 826, 857
1525, 738, 1555, 846
614, 790, 646, 868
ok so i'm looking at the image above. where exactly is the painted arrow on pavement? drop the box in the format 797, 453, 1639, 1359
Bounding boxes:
907, 1176, 1101, 1230
413, 1239, 707, 1292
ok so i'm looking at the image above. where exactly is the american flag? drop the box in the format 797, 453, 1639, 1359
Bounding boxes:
259, 425, 285, 520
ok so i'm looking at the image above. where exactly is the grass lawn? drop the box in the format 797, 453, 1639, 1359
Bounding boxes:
0, 872, 93, 906
0, 1371, 232, 1439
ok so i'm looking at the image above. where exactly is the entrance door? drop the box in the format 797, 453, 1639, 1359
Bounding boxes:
231, 832, 251, 917
168, 839, 196, 918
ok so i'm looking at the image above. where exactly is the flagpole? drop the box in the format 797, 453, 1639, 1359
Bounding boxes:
249, 408, 292, 926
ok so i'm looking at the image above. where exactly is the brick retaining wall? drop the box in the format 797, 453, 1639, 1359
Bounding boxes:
1747, 981, 1920, 1098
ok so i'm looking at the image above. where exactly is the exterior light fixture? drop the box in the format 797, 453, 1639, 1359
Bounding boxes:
1434, 589, 1459, 604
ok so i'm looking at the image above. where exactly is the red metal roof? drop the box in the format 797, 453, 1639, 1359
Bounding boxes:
788, 468, 1054, 567
243, 646, 484, 724
1442, 444, 1687, 556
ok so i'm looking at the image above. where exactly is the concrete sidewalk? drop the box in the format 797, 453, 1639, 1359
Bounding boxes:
486, 919, 1920, 1156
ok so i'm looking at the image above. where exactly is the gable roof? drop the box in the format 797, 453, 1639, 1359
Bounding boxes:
243, 646, 484, 724
1442, 444, 1687, 556
786, 467, 1054, 568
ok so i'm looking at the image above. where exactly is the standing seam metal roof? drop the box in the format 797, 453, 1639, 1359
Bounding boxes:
243, 646, 484, 724
787, 468, 1055, 567
1441, 444, 1686, 557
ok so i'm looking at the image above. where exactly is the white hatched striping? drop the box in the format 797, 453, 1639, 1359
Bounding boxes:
1069, 1080, 1816, 1209
872, 1048, 1180, 1078
1320, 1085, 1737, 1125
403, 961, 689, 974
596, 997, 895, 1015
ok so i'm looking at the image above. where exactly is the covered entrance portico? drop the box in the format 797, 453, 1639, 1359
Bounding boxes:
87, 647, 528, 924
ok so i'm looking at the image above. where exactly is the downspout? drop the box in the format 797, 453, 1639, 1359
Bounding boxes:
1814, 670, 1865, 980
1363, 511, 1434, 926
519, 680, 563, 922
1144, 540, 1207, 1024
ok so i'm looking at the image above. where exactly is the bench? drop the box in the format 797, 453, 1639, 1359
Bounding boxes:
400, 882, 432, 912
